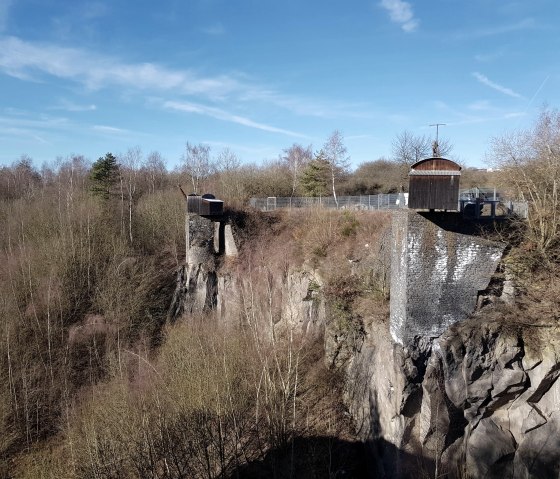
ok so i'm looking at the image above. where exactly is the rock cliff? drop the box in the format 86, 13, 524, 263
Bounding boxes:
346, 315, 560, 478
170, 209, 560, 478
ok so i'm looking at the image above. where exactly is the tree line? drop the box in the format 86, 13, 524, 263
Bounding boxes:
0, 109, 559, 476
1, 128, 495, 207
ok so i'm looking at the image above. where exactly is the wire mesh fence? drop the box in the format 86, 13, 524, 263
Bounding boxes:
249, 193, 529, 219
502, 200, 529, 219
249, 194, 406, 211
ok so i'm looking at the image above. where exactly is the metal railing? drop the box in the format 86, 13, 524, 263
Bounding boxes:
250, 193, 529, 219
250, 194, 406, 211
459, 188, 529, 219
502, 200, 529, 219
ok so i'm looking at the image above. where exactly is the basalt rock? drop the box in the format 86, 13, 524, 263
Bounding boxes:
346, 316, 560, 478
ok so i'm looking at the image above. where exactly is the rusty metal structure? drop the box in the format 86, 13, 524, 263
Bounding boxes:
408, 157, 461, 211
186, 193, 223, 216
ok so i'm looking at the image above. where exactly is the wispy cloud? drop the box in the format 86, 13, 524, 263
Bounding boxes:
472, 72, 524, 99
52, 99, 97, 112
455, 18, 535, 40
164, 100, 307, 138
0, 112, 71, 144
0, 36, 243, 98
0, 0, 12, 32
446, 112, 525, 127
474, 48, 507, 63
433, 99, 525, 126
379, 0, 419, 33
0, 126, 49, 144
92, 124, 128, 134
0, 36, 369, 123
467, 100, 492, 111
0, 113, 70, 130
239, 89, 374, 119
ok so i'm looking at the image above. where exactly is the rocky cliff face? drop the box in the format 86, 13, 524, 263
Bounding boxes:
169, 213, 326, 338
170, 210, 560, 478
345, 315, 560, 478
345, 211, 560, 478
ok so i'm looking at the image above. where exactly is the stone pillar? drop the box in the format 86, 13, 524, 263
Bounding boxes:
390, 211, 504, 345
185, 215, 218, 314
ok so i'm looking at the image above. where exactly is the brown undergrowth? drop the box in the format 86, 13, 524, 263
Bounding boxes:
8, 206, 392, 478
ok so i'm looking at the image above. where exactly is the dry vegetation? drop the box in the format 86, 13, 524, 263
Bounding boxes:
1, 110, 559, 476
0, 156, 392, 478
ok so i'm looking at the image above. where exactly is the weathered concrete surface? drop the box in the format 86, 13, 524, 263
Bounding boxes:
224, 224, 239, 257
390, 211, 504, 345
168, 215, 219, 318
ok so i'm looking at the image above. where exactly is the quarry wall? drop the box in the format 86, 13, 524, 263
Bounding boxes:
170, 208, 560, 478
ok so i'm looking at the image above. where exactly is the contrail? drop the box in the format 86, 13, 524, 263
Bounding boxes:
515, 75, 550, 128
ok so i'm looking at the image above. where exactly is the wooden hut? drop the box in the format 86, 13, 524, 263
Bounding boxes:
408, 157, 461, 211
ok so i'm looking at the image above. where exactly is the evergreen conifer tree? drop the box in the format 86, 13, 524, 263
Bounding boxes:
300, 152, 330, 197
90, 153, 119, 199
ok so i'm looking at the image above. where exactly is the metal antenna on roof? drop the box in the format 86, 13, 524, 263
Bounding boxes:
429, 123, 446, 157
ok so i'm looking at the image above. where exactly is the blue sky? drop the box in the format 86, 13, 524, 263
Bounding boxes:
1, 0, 559, 169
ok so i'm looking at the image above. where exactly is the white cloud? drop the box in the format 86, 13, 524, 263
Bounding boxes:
164, 100, 307, 138
0, 36, 243, 98
472, 72, 524, 99
379, 0, 419, 33
53, 99, 97, 112
474, 48, 507, 63
92, 124, 128, 134
0, 36, 371, 123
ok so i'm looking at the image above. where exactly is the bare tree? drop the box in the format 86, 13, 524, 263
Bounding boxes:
216, 148, 242, 199
143, 151, 167, 194
121, 147, 142, 243
490, 108, 560, 257
391, 130, 431, 167
182, 143, 212, 194
12, 155, 41, 199
323, 131, 350, 207
392, 130, 453, 168
216, 148, 240, 172
282, 144, 313, 196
